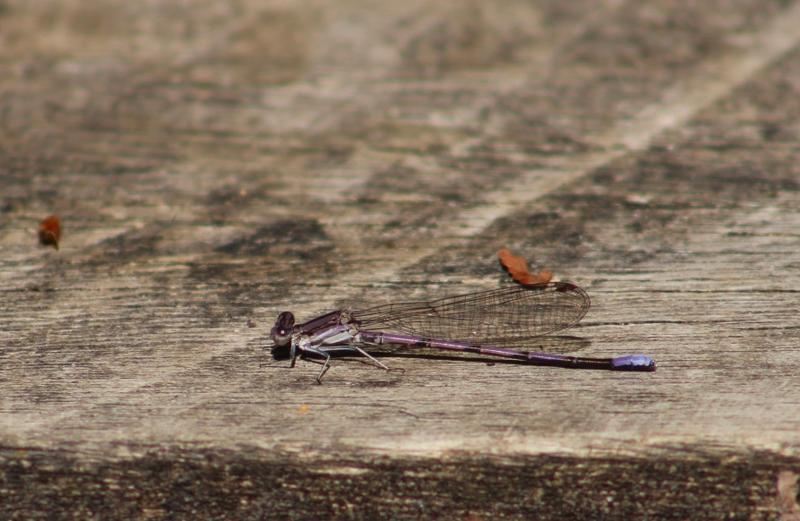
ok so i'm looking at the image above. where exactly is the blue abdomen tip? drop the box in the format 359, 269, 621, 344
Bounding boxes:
611, 355, 656, 371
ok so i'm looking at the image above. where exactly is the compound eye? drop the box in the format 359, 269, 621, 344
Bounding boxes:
276, 311, 295, 330
270, 311, 295, 347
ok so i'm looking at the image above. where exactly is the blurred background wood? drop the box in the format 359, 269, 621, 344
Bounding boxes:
2, 1, 800, 518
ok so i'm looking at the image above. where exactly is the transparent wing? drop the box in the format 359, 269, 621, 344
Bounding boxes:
349, 282, 590, 348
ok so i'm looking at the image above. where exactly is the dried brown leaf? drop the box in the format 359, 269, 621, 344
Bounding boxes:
38, 215, 61, 250
498, 248, 552, 285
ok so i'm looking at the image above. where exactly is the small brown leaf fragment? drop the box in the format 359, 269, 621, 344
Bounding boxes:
527, 268, 553, 285
498, 248, 553, 285
38, 215, 61, 250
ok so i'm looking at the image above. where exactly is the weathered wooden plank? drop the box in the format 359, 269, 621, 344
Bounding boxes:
2, 0, 800, 517
0, 446, 796, 520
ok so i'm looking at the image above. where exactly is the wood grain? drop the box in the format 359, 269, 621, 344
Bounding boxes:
2, 0, 800, 518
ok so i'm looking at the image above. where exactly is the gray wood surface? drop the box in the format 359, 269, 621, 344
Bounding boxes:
2, 1, 800, 518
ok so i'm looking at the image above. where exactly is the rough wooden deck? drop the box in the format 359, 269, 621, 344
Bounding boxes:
2, 1, 800, 519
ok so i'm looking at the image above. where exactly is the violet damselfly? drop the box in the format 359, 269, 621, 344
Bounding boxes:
269, 282, 655, 383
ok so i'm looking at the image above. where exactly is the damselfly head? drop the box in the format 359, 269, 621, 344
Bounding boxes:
270, 311, 295, 359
